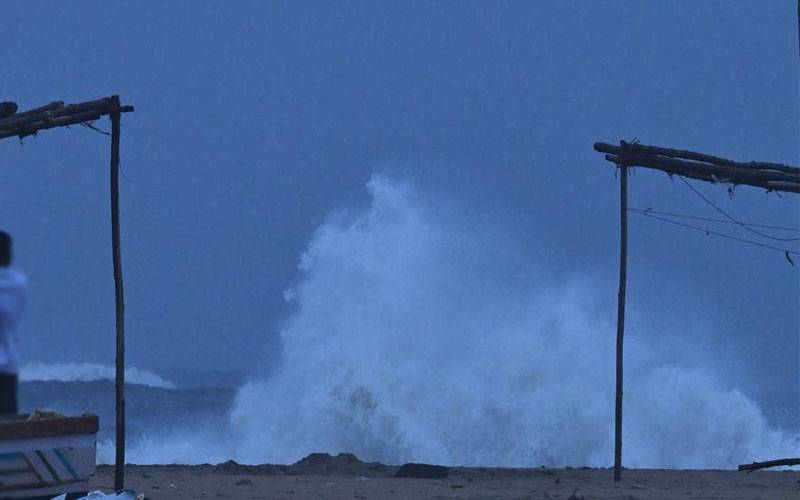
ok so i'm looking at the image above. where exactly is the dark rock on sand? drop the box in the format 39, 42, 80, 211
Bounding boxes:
395, 463, 449, 479
213, 453, 395, 477
213, 459, 283, 476
289, 452, 393, 476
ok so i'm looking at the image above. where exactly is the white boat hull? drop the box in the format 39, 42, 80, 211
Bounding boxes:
0, 415, 97, 499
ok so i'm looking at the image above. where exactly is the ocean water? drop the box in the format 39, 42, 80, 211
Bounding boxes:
14, 176, 800, 468
227, 176, 799, 468
19, 363, 239, 465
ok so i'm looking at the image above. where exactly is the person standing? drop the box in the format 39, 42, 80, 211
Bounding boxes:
0, 231, 25, 415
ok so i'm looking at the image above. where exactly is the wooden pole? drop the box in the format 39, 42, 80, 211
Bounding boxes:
613, 155, 628, 482
109, 96, 126, 491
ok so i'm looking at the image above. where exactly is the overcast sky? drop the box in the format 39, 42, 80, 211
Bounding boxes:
1, 1, 797, 427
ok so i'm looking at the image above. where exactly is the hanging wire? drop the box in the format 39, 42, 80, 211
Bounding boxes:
629, 209, 800, 265
628, 207, 800, 232
79, 121, 111, 136
678, 176, 800, 242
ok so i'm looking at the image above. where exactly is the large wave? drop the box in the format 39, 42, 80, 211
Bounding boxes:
20, 362, 177, 390
225, 175, 797, 468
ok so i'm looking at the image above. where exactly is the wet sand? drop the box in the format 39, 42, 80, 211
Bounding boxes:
90, 454, 800, 499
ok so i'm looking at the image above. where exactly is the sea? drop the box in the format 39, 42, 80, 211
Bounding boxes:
11, 177, 800, 468
19, 362, 241, 465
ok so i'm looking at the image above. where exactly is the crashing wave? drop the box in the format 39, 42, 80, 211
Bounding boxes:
229, 175, 798, 468
20, 362, 176, 390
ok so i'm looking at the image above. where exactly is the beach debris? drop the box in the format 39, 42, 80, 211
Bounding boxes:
51, 491, 143, 500
738, 457, 800, 472
395, 463, 449, 479
235, 479, 253, 486
28, 409, 65, 421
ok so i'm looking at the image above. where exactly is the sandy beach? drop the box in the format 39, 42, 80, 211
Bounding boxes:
89, 453, 800, 499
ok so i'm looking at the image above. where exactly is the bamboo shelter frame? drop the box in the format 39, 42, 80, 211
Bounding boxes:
0, 95, 134, 490
593, 140, 799, 481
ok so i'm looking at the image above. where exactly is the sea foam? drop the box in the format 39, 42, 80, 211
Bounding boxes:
20, 362, 176, 390
227, 175, 798, 468
95, 175, 797, 467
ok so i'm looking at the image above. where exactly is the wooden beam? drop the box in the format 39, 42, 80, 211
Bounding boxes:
109, 96, 126, 491
602, 154, 800, 193
595, 142, 799, 175
593, 142, 800, 194
0, 414, 99, 440
0, 101, 62, 123
0, 98, 112, 129
0, 111, 103, 140
0, 97, 133, 141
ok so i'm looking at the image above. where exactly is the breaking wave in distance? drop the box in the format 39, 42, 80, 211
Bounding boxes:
225, 175, 798, 468
20, 362, 177, 390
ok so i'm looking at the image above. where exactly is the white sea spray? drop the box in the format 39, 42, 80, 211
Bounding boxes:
226, 175, 798, 467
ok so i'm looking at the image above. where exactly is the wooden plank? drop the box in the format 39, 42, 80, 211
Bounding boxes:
0, 415, 98, 441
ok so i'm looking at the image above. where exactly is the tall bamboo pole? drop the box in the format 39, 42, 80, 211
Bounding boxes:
109, 95, 126, 491
613, 157, 628, 482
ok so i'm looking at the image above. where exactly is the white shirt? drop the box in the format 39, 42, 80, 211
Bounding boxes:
0, 269, 26, 374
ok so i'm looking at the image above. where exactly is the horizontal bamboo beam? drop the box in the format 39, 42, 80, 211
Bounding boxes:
595, 142, 800, 194
0, 96, 134, 141
595, 142, 799, 175
0, 101, 63, 123
0, 98, 111, 130
0, 111, 103, 139
738, 458, 800, 472
602, 154, 800, 193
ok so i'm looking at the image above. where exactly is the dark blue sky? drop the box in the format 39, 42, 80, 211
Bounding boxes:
1, 2, 797, 426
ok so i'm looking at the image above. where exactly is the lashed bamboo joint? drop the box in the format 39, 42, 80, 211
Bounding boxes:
594, 141, 800, 193
0, 96, 134, 141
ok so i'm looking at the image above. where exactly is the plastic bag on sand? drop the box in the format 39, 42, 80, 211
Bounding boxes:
51, 491, 143, 500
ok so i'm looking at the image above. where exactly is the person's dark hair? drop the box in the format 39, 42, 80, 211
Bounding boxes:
0, 231, 12, 267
